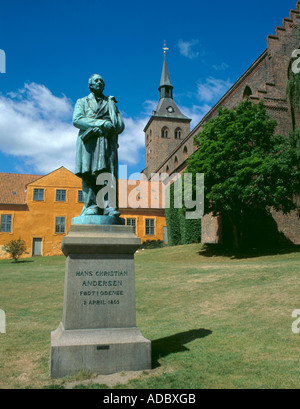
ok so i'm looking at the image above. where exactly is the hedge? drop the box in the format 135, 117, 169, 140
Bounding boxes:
165, 181, 201, 246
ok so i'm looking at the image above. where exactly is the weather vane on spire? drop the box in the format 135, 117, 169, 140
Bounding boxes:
163, 41, 169, 55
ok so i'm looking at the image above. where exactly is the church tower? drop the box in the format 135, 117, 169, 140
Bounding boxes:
143, 49, 191, 179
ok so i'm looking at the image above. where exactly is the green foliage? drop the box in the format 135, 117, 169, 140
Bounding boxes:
186, 99, 300, 249
3, 238, 27, 262
164, 182, 182, 246
288, 127, 300, 150
180, 216, 202, 245
1, 248, 300, 388
165, 182, 201, 246
140, 239, 164, 249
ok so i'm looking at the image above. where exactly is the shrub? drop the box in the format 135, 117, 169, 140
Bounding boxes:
165, 182, 201, 246
141, 239, 164, 249
180, 215, 202, 245
164, 182, 181, 246
3, 238, 27, 263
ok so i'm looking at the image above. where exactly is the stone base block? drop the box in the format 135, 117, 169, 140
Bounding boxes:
71, 215, 125, 226
50, 322, 151, 378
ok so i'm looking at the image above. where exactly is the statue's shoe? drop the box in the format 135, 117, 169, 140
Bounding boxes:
110, 210, 121, 217
104, 207, 120, 217
84, 206, 99, 215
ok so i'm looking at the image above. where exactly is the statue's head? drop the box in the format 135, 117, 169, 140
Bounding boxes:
88, 74, 105, 95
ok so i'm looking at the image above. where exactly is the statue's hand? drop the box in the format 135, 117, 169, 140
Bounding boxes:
108, 95, 117, 103
104, 121, 115, 133
93, 127, 101, 136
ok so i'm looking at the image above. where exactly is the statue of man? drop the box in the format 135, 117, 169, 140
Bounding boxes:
73, 74, 125, 217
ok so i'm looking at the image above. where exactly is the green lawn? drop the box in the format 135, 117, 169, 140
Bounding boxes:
1, 244, 300, 389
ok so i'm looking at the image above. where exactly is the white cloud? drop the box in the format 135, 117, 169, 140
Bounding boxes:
0, 83, 148, 175
0, 80, 230, 176
118, 115, 147, 165
177, 39, 200, 60
180, 104, 212, 130
142, 100, 157, 115
0, 83, 77, 174
212, 62, 229, 72
197, 77, 233, 103
23, 83, 73, 119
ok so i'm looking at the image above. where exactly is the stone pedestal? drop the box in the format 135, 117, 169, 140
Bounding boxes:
50, 224, 151, 378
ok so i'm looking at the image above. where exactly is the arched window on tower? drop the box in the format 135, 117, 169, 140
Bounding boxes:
166, 165, 170, 175
183, 146, 188, 160
161, 127, 169, 138
243, 86, 252, 100
175, 127, 182, 139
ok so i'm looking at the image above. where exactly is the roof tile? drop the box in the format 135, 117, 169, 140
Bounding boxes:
0, 173, 42, 205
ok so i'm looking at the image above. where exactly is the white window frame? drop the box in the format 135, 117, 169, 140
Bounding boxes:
0, 214, 12, 233
56, 189, 66, 202
127, 218, 137, 234
145, 218, 155, 236
33, 188, 44, 201
55, 216, 66, 234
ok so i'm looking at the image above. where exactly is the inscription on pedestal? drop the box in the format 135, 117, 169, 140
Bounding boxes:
50, 224, 151, 378
76, 270, 128, 306
63, 255, 137, 330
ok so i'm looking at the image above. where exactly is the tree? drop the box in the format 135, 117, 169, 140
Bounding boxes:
186, 100, 300, 250
3, 238, 27, 262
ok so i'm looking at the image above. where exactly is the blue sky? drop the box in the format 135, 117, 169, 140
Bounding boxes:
0, 0, 297, 177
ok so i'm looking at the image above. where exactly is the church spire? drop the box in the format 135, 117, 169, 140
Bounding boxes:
142, 42, 192, 179
159, 43, 173, 99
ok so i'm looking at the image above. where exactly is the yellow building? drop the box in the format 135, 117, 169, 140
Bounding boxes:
0, 167, 166, 259
119, 178, 166, 243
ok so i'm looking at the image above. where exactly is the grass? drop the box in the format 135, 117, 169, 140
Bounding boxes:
1, 245, 300, 389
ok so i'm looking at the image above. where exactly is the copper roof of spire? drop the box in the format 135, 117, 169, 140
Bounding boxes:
159, 54, 173, 89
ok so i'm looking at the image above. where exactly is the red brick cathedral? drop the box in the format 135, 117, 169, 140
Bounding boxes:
143, 2, 300, 246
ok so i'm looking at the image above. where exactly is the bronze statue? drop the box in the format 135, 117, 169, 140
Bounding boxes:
73, 74, 125, 217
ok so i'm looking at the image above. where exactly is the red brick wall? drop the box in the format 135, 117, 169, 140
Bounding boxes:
153, 3, 300, 245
